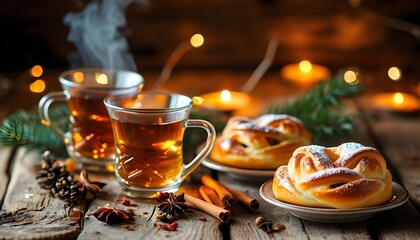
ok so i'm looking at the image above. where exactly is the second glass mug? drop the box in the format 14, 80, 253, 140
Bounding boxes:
104, 92, 216, 198
38, 68, 144, 172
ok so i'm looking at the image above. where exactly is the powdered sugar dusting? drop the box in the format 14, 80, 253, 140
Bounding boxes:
256, 114, 303, 126
275, 166, 296, 193
304, 145, 334, 169
335, 142, 377, 167
302, 167, 362, 183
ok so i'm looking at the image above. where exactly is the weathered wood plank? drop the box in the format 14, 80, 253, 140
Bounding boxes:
219, 175, 309, 240
367, 202, 420, 239
0, 145, 13, 205
78, 166, 223, 240
355, 96, 420, 206
0, 148, 83, 240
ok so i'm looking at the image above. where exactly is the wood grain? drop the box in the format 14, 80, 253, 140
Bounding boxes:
356, 96, 420, 206
0, 145, 12, 205
0, 148, 84, 240
78, 166, 224, 240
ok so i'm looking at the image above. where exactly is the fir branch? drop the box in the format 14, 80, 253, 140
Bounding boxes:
0, 105, 69, 158
265, 71, 359, 143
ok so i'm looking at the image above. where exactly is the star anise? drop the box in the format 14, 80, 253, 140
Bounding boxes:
93, 206, 134, 225
79, 169, 104, 195
157, 192, 188, 220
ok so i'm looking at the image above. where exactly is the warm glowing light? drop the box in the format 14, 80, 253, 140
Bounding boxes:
29, 79, 46, 93
199, 91, 250, 112
220, 90, 232, 102
348, 0, 361, 8
388, 67, 401, 81
73, 71, 84, 83
299, 60, 312, 73
281, 61, 331, 86
41, 119, 50, 127
371, 92, 420, 112
344, 70, 359, 84
192, 96, 204, 105
95, 73, 109, 84
393, 92, 404, 104
30, 65, 43, 77
190, 34, 204, 48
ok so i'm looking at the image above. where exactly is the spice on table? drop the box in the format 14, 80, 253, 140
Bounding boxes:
79, 169, 103, 195
118, 197, 139, 207
201, 175, 234, 207
68, 208, 85, 229
93, 206, 135, 225
255, 216, 286, 233
184, 193, 230, 223
154, 222, 178, 231
199, 185, 226, 209
225, 186, 259, 210
157, 192, 189, 220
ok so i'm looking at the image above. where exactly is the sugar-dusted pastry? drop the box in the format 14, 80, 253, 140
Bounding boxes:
210, 114, 311, 169
273, 142, 392, 208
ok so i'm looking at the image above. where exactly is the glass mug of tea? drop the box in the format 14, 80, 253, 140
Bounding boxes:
104, 92, 216, 198
38, 68, 144, 172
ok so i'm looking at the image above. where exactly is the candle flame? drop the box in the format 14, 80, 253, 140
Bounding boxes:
190, 34, 204, 48
95, 73, 109, 85
220, 90, 231, 102
393, 92, 404, 104
299, 60, 312, 73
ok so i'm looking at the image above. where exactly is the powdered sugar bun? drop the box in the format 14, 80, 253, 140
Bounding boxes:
209, 114, 311, 169
273, 142, 392, 208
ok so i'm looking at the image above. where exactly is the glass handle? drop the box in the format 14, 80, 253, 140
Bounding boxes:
38, 92, 67, 142
181, 119, 216, 181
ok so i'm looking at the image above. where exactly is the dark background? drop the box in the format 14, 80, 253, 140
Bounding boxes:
0, 0, 419, 117
1, 0, 419, 71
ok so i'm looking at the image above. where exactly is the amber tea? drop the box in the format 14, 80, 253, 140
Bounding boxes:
38, 68, 144, 172
68, 95, 114, 160
113, 120, 184, 188
104, 92, 215, 198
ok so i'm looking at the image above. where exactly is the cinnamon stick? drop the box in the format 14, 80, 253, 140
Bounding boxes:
184, 194, 230, 223
199, 185, 225, 209
201, 175, 234, 207
226, 186, 259, 210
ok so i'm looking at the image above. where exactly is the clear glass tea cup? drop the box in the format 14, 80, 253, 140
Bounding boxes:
104, 92, 216, 198
38, 68, 144, 172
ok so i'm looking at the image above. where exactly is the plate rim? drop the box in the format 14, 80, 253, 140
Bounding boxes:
259, 179, 409, 218
202, 157, 275, 177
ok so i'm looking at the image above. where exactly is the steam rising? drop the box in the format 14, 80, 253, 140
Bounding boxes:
64, 0, 145, 71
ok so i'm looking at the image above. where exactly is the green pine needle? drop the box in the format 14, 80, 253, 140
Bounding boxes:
265, 71, 359, 143
0, 105, 69, 157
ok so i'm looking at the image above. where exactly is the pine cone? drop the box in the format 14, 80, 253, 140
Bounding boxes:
36, 151, 68, 189
51, 174, 86, 207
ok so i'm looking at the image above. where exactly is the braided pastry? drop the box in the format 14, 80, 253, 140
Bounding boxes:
273, 142, 392, 208
210, 114, 311, 169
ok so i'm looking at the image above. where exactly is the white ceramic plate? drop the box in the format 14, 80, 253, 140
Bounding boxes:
201, 157, 275, 181
260, 180, 409, 223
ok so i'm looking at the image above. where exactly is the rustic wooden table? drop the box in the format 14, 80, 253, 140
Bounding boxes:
0, 70, 419, 239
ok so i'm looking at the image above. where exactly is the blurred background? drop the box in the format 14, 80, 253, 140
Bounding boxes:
0, 0, 419, 118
